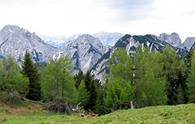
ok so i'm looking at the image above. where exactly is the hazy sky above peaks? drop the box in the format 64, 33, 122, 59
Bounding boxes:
0, 0, 195, 41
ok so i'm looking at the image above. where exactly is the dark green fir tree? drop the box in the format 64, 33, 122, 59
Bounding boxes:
83, 71, 97, 111
74, 70, 84, 89
22, 51, 41, 101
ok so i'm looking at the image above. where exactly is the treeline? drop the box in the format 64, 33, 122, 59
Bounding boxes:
0, 47, 195, 115
0, 52, 77, 105
74, 47, 195, 114
104, 47, 195, 111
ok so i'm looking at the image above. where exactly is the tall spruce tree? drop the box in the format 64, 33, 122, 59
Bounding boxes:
180, 49, 194, 103
176, 60, 189, 104
188, 50, 195, 102
162, 47, 180, 105
22, 51, 41, 101
95, 82, 108, 115
77, 80, 90, 106
83, 71, 97, 111
74, 71, 84, 89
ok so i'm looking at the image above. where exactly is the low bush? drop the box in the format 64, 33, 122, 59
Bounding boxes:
0, 91, 22, 105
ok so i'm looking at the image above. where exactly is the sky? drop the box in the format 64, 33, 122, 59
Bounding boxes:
0, 0, 195, 41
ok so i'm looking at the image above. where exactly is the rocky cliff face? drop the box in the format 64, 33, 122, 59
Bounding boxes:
0, 25, 107, 74
159, 32, 183, 48
183, 37, 195, 51
91, 34, 187, 83
0, 25, 192, 81
62, 34, 106, 74
191, 42, 195, 50
39, 35, 68, 48
93, 32, 124, 46
0, 25, 58, 63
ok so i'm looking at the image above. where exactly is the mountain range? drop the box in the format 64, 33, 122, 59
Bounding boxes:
0, 25, 58, 63
91, 34, 188, 82
0, 25, 195, 81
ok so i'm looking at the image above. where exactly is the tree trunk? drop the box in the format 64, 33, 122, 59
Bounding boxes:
130, 101, 134, 109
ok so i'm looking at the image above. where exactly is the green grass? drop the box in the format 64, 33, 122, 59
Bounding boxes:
0, 104, 195, 124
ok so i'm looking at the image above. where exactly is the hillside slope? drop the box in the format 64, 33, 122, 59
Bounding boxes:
1, 104, 195, 124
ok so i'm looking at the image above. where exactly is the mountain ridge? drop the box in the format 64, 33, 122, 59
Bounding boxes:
0, 25, 58, 63
91, 34, 188, 82
0, 24, 194, 79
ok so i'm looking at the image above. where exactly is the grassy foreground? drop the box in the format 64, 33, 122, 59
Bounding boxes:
0, 102, 195, 124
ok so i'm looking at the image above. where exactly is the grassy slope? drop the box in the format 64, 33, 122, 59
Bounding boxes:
0, 103, 195, 124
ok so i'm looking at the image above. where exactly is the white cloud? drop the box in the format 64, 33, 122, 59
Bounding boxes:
0, 0, 120, 36
126, 0, 195, 41
0, 0, 195, 41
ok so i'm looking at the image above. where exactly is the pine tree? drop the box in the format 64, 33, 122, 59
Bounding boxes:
188, 50, 195, 102
162, 47, 180, 105
77, 80, 89, 106
95, 83, 108, 115
179, 49, 194, 103
82, 71, 97, 111
74, 71, 84, 89
176, 60, 189, 104
22, 51, 41, 101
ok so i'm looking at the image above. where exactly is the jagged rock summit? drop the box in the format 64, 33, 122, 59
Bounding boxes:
93, 32, 124, 46
91, 34, 187, 83
159, 32, 183, 48
183, 37, 195, 51
0, 25, 193, 81
0, 25, 58, 62
62, 34, 107, 74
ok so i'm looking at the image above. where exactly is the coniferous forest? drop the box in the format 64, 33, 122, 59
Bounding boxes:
0, 47, 195, 115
